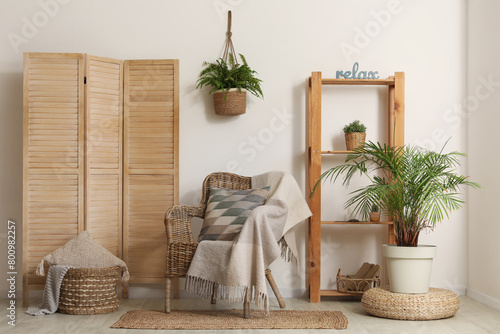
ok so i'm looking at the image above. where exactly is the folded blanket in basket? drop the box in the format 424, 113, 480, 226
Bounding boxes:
26, 265, 73, 316
36, 231, 129, 283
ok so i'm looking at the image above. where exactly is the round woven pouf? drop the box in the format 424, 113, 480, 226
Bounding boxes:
361, 287, 460, 320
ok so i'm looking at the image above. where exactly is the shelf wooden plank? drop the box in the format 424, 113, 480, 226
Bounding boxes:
321, 78, 395, 86
320, 289, 360, 297
321, 221, 394, 225
321, 150, 353, 154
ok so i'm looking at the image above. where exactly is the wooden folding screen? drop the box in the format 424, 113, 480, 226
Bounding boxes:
23, 53, 179, 305
123, 60, 179, 287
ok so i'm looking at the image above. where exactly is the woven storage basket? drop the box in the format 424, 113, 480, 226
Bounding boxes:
345, 132, 366, 151
58, 267, 120, 315
213, 89, 246, 115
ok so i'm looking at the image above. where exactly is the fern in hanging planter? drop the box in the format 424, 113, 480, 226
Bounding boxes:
196, 54, 263, 99
196, 54, 263, 115
197, 11, 263, 115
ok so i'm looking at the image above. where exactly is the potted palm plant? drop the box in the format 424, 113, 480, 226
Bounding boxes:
311, 141, 479, 293
196, 54, 263, 116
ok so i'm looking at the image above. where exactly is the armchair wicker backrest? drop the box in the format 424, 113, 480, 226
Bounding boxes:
201, 172, 252, 206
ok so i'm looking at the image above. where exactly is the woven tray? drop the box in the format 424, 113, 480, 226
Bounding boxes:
59, 267, 120, 315
361, 286, 460, 320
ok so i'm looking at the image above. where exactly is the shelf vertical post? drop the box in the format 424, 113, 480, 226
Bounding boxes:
387, 73, 405, 246
394, 72, 405, 148
308, 72, 322, 302
388, 77, 395, 147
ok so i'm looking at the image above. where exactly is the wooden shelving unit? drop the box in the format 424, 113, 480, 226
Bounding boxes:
307, 71, 405, 303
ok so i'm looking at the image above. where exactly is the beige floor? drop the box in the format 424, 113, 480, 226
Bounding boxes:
2, 296, 500, 333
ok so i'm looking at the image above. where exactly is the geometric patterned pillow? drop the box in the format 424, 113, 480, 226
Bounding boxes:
198, 186, 270, 242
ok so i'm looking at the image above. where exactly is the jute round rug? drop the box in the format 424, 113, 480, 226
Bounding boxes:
111, 309, 348, 330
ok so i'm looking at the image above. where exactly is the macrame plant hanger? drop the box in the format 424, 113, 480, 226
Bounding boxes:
211, 10, 246, 116
222, 11, 238, 65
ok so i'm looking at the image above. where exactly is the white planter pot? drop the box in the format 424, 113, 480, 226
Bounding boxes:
382, 244, 437, 294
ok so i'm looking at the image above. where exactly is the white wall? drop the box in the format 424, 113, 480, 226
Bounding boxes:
0, 0, 469, 299
467, 0, 500, 310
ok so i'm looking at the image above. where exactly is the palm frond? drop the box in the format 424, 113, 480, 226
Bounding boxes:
310, 141, 481, 246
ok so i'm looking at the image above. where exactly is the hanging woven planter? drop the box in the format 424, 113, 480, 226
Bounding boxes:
196, 11, 263, 116
213, 88, 247, 116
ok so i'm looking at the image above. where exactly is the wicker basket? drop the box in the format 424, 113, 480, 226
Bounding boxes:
336, 265, 381, 295
58, 267, 120, 315
345, 132, 366, 151
213, 88, 246, 115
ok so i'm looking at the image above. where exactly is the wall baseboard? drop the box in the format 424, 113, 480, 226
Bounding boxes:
15, 286, 498, 312
467, 287, 500, 312
7, 286, 308, 302
128, 287, 308, 300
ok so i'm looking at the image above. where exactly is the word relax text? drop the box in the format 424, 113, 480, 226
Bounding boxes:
336, 62, 379, 79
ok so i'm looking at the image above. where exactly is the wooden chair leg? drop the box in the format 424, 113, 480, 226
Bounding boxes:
265, 268, 286, 308
165, 277, 171, 313
244, 301, 250, 318
243, 289, 251, 319
211, 283, 217, 304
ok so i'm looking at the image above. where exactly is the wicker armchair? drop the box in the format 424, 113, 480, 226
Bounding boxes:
164, 172, 286, 317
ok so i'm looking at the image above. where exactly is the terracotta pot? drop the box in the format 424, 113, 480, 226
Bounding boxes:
369, 212, 380, 222
212, 88, 246, 115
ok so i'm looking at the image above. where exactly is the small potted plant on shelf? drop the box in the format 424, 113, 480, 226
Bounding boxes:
311, 141, 480, 294
369, 204, 380, 222
196, 54, 263, 116
343, 120, 366, 150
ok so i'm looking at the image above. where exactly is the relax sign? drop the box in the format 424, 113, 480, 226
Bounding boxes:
336, 62, 379, 79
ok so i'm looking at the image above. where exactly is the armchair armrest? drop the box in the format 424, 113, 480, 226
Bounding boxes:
164, 204, 206, 244
164, 205, 205, 277
166, 242, 199, 277
165, 204, 206, 222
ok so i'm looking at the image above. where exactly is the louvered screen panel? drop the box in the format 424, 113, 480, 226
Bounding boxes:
26, 57, 80, 169
85, 56, 123, 256
126, 174, 175, 279
127, 63, 175, 170
124, 59, 179, 284
26, 174, 79, 284
23, 53, 84, 299
87, 174, 120, 255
